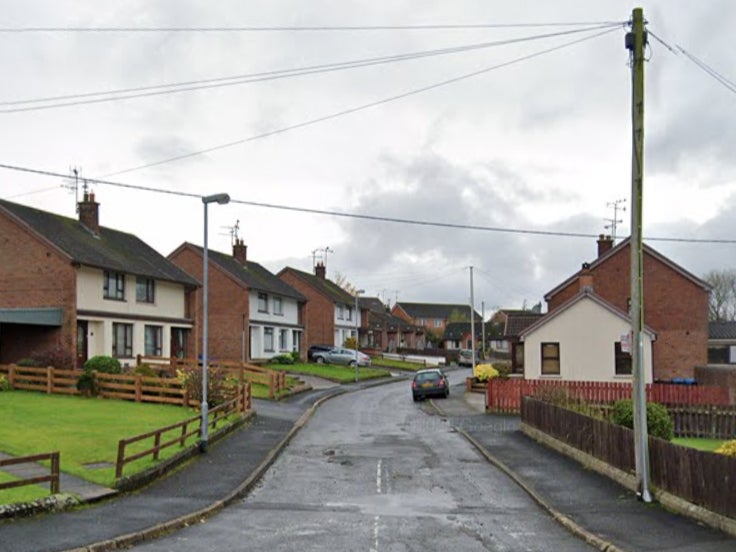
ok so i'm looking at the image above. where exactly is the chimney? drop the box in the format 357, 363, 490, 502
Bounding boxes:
78, 191, 100, 235
233, 239, 247, 265
315, 261, 326, 279
579, 262, 594, 292
597, 234, 613, 257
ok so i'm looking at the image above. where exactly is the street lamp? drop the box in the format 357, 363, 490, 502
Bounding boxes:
354, 289, 365, 383
200, 193, 230, 453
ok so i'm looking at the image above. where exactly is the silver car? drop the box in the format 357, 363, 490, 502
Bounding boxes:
313, 347, 372, 367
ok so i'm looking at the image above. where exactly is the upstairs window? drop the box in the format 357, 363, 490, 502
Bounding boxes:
258, 293, 269, 313
346, 306, 353, 321
104, 271, 125, 301
337, 304, 344, 320
273, 296, 283, 316
136, 277, 155, 303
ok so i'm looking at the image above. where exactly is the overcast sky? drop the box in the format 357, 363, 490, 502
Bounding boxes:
2, 1, 735, 314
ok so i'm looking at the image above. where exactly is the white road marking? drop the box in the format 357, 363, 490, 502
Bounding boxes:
371, 459, 382, 552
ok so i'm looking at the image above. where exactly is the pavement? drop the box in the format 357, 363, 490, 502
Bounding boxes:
1, 373, 735, 552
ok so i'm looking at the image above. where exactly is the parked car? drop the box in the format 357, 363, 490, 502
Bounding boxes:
458, 349, 474, 367
411, 368, 449, 401
308, 344, 333, 361
312, 347, 372, 367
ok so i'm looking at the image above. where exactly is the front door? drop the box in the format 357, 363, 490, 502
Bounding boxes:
76, 321, 88, 369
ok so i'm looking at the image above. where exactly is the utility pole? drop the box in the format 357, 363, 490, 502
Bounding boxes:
605, 199, 626, 241
481, 301, 487, 359
627, 6, 651, 503
469, 267, 476, 368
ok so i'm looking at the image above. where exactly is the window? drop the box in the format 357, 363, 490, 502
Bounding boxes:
258, 293, 268, 313
144, 325, 163, 356
113, 323, 133, 357
136, 277, 155, 303
279, 329, 288, 351
292, 330, 300, 352
434, 319, 442, 328
512, 343, 524, 374
264, 327, 274, 352
103, 271, 125, 300
346, 306, 353, 321
273, 296, 283, 316
337, 304, 344, 320
615, 342, 632, 375
418, 318, 426, 326
541, 342, 560, 375
171, 328, 188, 359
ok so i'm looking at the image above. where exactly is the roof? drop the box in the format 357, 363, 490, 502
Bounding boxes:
0, 199, 198, 286
504, 312, 544, 337
182, 244, 305, 301
278, 266, 355, 304
360, 296, 388, 313
521, 289, 656, 339
365, 309, 417, 332
443, 321, 483, 340
395, 302, 480, 321
709, 321, 736, 340
544, 237, 711, 301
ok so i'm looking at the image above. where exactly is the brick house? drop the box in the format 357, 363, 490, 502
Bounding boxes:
168, 240, 306, 361
544, 235, 710, 381
359, 296, 424, 351
391, 302, 480, 345
277, 263, 360, 348
0, 194, 199, 368
488, 309, 544, 373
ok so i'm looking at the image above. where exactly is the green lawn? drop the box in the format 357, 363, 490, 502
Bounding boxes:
0, 470, 50, 504
0, 391, 198, 494
269, 362, 391, 383
369, 357, 431, 371
251, 375, 302, 399
672, 437, 727, 452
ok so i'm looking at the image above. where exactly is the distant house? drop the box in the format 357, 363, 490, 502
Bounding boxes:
544, 235, 710, 381
359, 297, 424, 351
708, 321, 736, 364
392, 302, 480, 340
169, 239, 306, 361
442, 321, 483, 351
520, 288, 655, 382
277, 263, 360, 348
488, 309, 544, 372
0, 194, 199, 368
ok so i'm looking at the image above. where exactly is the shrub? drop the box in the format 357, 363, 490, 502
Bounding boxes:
133, 364, 157, 377
473, 363, 499, 382
76, 371, 98, 396
492, 361, 511, 379
32, 346, 75, 370
15, 358, 39, 367
343, 336, 358, 350
83, 355, 122, 374
270, 354, 294, 365
715, 440, 736, 457
0, 374, 10, 391
611, 399, 674, 441
290, 351, 301, 363
177, 366, 229, 407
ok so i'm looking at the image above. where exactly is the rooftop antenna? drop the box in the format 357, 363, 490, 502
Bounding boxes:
62, 166, 82, 212
311, 246, 334, 268
605, 199, 626, 241
220, 219, 240, 245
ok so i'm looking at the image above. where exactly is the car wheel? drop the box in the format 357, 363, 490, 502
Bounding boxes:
316, 357, 325, 364
412, 395, 419, 402
445, 389, 449, 398
349, 360, 356, 367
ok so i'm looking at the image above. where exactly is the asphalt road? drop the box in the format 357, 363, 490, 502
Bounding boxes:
133, 372, 594, 551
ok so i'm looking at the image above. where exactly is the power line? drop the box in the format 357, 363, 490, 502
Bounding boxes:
2, 162, 735, 245
0, 24, 622, 113
102, 26, 619, 178
0, 21, 627, 33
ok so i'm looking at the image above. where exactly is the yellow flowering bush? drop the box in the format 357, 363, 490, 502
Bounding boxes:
473, 363, 500, 382
715, 440, 736, 457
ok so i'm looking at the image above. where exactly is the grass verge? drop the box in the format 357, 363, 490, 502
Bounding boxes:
0, 391, 198, 494
0, 470, 50, 504
672, 437, 727, 452
369, 357, 432, 371
269, 362, 391, 383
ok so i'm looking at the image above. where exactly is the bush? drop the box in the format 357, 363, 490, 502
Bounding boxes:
343, 336, 358, 350
0, 374, 10, 391
133, 364, 157, 377
76, 371, 98, 396
611, 399, 674, 441
15, 358, 38, 367
177, 367, 229, 407
492, 361, 511, 379
83, 355, 122, 374
290, 351, 301, 363
270, 354, 294, 365
715, 440, 736, 457
473, 363, 499, 382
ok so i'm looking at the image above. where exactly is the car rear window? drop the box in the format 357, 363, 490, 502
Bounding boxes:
415, 372, 440, 382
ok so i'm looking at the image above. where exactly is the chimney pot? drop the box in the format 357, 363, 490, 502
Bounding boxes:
78, 192, 100, 235
315, 262, 326, 279
597, 234, 614, 257
233, 239, 247, 265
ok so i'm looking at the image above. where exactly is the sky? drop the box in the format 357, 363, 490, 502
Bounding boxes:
2, 1, 735, 315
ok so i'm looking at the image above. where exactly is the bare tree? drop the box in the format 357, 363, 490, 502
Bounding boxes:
704, 269, 736, 321
334, 272, 357, 295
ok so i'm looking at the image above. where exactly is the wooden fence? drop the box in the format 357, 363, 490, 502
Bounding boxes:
115, 384, 250, 478
0, 452, 60, 495
137, 355, 286, 399
522, 397, 736, 520
0, 364, 252, 410
487, 378, 731, 413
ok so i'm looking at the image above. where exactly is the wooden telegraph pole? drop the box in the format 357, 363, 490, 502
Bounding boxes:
627, 7, 651, 503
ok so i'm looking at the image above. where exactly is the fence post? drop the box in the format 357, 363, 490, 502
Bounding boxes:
269, 371, 275, 399
135, 374, 142, 402
9, 364, 15, 388
50, 452, 60, 494
136, 353, 142, 367
47, 366, 53, 394
153, 432, 161, 461
115, 440, 126, 479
